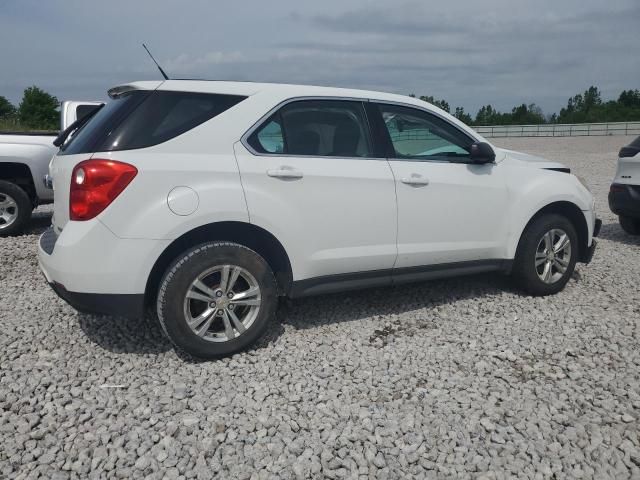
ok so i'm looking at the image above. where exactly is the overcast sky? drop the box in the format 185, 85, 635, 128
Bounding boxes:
1, 0, 638, 116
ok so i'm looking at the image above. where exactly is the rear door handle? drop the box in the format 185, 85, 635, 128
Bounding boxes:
267, 167, 304, 179
401, 174, 429, 186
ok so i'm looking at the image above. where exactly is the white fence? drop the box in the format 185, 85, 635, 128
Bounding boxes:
474, 122, 640, 138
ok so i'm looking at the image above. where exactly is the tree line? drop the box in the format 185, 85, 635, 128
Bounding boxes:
1, 85, 639, 131
413, 86, 640, 126
0, 86, 59, 131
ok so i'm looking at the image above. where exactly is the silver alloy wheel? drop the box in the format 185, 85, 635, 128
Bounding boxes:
0, 193, 18, 230
183, 265, 262, 342
535, 228, 572, 284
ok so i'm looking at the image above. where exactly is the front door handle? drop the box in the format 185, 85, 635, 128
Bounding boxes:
267, 167, 304, 179
401, 174, 429, 186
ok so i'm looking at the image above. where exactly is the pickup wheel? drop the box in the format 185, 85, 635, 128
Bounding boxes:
156, 242, 278, 359
512, 214, 578, 296
0, 180, 32, 236
619, 216, 640, 235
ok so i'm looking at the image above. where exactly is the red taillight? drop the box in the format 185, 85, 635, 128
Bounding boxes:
70, 159, 137, 221
610, 184, 625, 194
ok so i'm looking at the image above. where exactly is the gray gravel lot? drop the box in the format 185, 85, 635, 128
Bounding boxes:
1, 135, 639, 479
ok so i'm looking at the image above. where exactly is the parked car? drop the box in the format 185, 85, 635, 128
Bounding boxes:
38, 80, 600, 358
0, 101, 102, 235
609, 136, 640, 235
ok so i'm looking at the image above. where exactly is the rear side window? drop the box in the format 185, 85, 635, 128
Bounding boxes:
60, 91, 246, 155
60, 92, 148, 155
247, 100, 372, 157
252, 116, 285, 154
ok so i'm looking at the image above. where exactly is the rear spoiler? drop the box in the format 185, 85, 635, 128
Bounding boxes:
107, 81, 164, 99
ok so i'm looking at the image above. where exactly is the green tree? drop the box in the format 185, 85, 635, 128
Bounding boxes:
618, 89, 640, 108
454, 106, 473, 125
474, 105, 498, 125
18, 86, 59, 129
0, 96, 16, 119
558, 86, 606, 123
419, 95, 450, 113
509, 103, 545, 124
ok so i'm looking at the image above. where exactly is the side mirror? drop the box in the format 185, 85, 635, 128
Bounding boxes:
469, 142, 495, 164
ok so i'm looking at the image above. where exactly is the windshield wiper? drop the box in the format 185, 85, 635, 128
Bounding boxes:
53, 104, 104, 147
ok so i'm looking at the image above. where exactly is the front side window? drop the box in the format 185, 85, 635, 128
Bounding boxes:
377, 104, 473, 161
248, 100, 372, 157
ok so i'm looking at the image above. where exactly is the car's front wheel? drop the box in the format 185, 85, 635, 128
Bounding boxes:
157, 242, 278, 359
512, 214, 578, 296
619, 216, 640, 235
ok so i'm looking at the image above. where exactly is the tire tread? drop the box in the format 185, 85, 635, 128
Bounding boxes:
512, 214, 578, 296
0, 180, 32, 236
156, 241, 277, 359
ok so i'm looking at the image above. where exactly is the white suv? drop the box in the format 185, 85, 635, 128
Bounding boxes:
609, 136, 640, 235
38, 80, 600, 358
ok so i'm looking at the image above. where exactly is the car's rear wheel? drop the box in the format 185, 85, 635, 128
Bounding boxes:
512, 214, 578, 296
619, 216, 640, 235
0, 180, 32, 237
157, 242, 278, 359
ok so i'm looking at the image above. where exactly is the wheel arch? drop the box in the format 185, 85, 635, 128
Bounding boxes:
516, 201, 590, 262
0, 162, 37, 204
145, 221, 293, 308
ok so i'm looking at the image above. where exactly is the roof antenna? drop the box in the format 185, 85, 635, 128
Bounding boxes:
142, 43, 169, 80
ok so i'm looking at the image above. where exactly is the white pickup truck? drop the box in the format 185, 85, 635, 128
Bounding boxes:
0, 101, 102, 235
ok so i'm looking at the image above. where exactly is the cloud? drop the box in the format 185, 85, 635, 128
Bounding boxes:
164, 52, 247, 72
0, 0, 638, 115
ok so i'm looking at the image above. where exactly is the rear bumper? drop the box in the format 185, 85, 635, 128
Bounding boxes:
609, 184, 640, 218
47, 281, 144, 319
38, 220, 169, 318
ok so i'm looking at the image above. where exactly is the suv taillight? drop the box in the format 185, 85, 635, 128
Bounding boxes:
70, 159, 137, 221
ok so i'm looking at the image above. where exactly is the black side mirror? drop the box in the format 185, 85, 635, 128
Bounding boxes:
469, 142, 496, 164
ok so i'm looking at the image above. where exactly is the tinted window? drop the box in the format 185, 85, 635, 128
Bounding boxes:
61, 91, 246, 155
248, 115, 285, 154
60, 91, 149, 155
248, 100, 372, 157
103, 91, 246, 151
75, 104, 101, 122
377, 104, 473, 161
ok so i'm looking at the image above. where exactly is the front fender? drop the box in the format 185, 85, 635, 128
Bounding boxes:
505, 171, 594, 259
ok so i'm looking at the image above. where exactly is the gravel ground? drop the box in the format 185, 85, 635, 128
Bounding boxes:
1, 135, 639, 479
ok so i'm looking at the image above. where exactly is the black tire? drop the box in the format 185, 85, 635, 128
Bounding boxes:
619, 216, 640, 235
0, 180, 32, 237
512, 214, 578, 296
157, 242, 278, 359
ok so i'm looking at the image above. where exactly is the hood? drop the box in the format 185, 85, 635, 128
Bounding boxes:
496, 147, 569, 171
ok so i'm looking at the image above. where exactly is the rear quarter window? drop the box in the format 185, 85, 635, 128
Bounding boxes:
60, 91, 246, 155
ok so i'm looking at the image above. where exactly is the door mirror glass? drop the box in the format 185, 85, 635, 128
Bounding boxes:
469, 142, 496, 164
